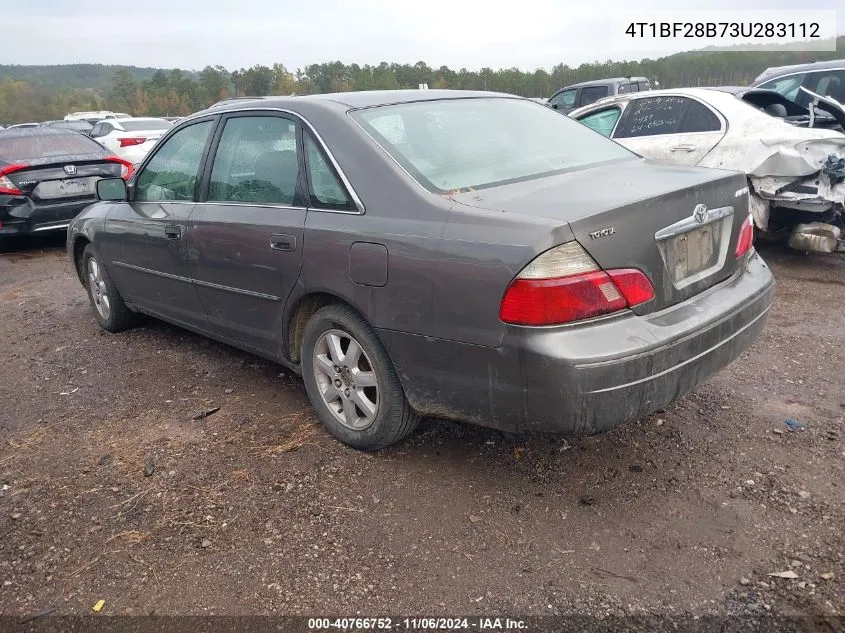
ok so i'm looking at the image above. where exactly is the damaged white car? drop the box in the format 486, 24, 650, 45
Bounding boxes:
570, 87, 845, 253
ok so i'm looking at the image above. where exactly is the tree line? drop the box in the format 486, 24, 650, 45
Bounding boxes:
1, 39, 843, 124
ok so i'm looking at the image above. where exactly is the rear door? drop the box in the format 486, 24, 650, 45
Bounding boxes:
612, 95, 726, 166
100, 118, 215, 330
188, 112, 307, 354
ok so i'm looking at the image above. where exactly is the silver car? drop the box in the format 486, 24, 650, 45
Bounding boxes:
68, 90, 775, 450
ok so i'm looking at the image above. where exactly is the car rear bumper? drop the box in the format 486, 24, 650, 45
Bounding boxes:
0, 197, 96, 235
516, 251, 775, 434
380, 251, 774, 435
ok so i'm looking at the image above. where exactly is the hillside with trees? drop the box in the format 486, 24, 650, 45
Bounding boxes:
1, 38, 843, 124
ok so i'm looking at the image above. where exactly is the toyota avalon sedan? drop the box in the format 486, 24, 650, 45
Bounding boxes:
67, 90, 775, 451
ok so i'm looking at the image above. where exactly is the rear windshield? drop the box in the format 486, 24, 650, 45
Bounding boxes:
119, 119, 172, 132
350, 97, 634, 193
0, 133, 105, 161
46, 121, 93, 131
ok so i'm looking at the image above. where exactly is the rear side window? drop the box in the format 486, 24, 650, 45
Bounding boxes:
615, 96, 689, 138
0, 133, 106, 161
304, 132, 354, 210
208, 116, 299, 205
119, 119, 172, 132
577, 107, 622, 137
135, 120, 212, 202
618, 83, 631, 94
579, 86, 609, 106
680, 100, 721, 133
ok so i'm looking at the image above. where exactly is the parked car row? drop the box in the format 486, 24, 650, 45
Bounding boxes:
1, 113, 175, 164
65, 90, 773, 452
4, 63, 840, 451
551, 60, 845, 253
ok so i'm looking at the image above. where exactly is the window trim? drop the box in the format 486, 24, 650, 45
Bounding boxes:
129, 115, 219, 204
612, 94, 727, 139
185, 107, 365, 214
199, 110, 308, 209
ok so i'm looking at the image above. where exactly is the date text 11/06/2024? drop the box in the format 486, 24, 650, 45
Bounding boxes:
307, 617, 528, 630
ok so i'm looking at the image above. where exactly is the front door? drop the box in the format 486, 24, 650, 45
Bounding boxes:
188, 113, 307, 354
101, 118, 215, 330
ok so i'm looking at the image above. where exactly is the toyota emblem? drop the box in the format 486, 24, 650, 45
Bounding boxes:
693, 204, 707, 224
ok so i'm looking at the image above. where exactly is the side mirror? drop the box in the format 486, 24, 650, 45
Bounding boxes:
96, 177, 128, 201
551, 103, 559, 110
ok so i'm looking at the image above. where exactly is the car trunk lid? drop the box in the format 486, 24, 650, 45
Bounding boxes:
4, 154, 123, 201
450, 158, 750, 314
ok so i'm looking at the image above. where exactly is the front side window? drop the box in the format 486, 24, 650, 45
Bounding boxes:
208, 116, 299, 205
579, 86, 609, 107
304, 132, 354, 209
135, 120, 212, 202
758, 73, 807, 105
351, 98, 634, 193
615, 96, 690, 138
577, 107, 622, 137
549, 89, 576, 109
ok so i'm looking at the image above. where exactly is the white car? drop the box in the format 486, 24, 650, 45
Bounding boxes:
89, 117, 173, 164
570, 87, 845, 253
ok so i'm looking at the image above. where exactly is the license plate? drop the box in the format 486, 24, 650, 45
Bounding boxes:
661, 222, 720, 283
35, 177, 95, 199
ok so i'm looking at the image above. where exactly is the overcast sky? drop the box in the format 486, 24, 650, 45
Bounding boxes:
5, 0, 842, 71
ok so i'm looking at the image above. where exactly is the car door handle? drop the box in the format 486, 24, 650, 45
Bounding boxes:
164, 224, 181, 240
670, 144, 697, 152
270, 233, 296, 252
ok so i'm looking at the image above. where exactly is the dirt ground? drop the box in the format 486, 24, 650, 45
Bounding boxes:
0, 234, 843, 620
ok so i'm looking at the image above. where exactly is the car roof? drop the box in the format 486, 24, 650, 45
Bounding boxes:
204, 89, 518, 113
552, 77, 650, 93
569, 86, 762, 117
0, 126, 83, 139
754, 59, 845, 83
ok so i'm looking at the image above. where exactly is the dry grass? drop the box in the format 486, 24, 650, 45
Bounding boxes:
105, 530, 150, 544
265, 420, 321, 454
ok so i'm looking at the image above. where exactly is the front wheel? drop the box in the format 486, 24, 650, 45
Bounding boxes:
82, 244, 137, 332
301, 304, 419, 451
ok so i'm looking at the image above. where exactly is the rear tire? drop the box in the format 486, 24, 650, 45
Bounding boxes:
82, 243, 136, 332
301, 304, 419, 451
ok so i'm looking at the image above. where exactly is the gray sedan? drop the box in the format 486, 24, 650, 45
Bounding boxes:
68, 90, 775, 451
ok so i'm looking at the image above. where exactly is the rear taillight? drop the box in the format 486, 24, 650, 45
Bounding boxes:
0, 163, 29, 195
735, 213, 754, 258
499, 242, 655, 326
104, 156, 134, 181
118, 137, 147, 147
